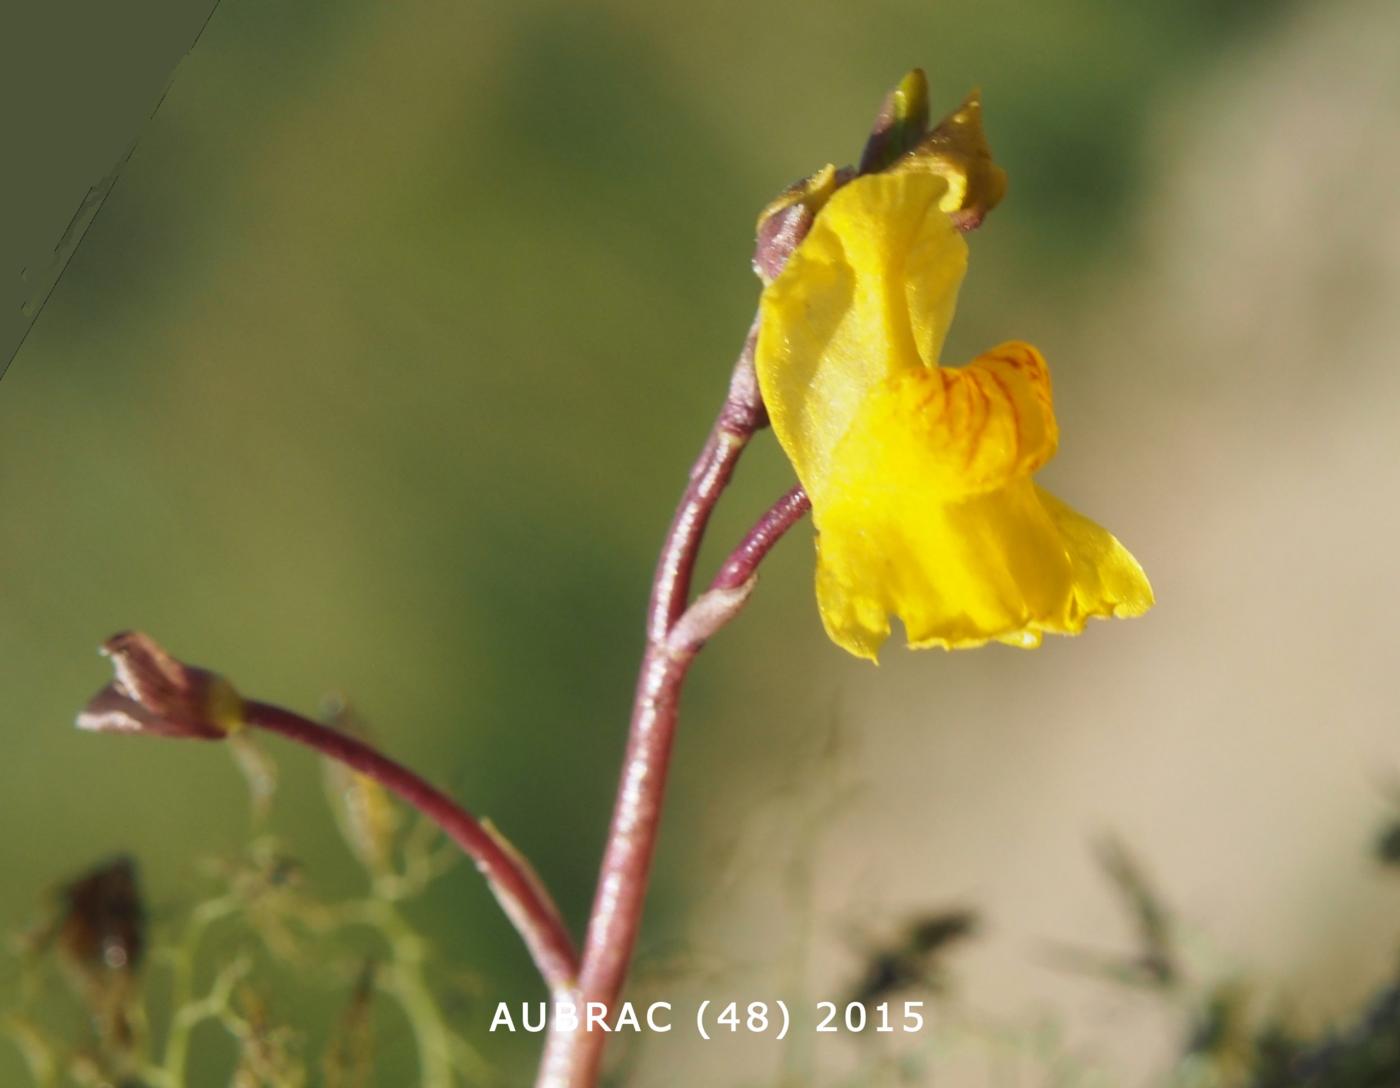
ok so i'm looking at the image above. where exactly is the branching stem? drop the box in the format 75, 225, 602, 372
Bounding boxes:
535, 325, 810, 1088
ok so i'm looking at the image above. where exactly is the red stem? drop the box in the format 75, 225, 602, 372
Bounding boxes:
645, 319, 766, 643
243, 699, 579, 994
712, 485, 810, 591
535, 332, 810, 1088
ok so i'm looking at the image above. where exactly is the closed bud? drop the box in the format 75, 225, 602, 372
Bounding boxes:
893, 89, 1007, 230
753, 163, 853, 283
859, 68, 931, 175
77, 631, 245, 740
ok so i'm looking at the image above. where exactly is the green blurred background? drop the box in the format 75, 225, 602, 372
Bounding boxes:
6, 0, 1400, 1083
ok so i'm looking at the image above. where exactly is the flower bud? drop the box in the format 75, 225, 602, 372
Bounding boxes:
753, 163, 853, 284
893, 89, 1007, 230
859, 68, 931, 175
77, 631, 245, 740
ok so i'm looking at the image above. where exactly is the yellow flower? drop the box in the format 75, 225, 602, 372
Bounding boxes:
755, 168, 1152, 659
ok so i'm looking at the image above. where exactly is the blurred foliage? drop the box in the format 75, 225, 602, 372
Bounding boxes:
817, 830, 1400, 1088
4, 738, 490, 1086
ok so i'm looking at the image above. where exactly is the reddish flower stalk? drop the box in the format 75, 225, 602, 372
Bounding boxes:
78, 632, 579, 995
712, 484, 811, 592
242, 700, 579, 993
534, 338, 811, 1088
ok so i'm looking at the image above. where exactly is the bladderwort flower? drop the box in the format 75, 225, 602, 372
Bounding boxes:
755, 76, 1153, 659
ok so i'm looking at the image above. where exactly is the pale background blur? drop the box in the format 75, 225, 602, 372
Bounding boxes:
3, 0, 1398, 1083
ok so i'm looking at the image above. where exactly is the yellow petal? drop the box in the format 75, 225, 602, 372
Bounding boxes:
756, 170, 967, 499
810, 361, 1081, 659
829, 341, 1058, 501
815, 473, 1152, 660
1034, 485, 1155, 622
